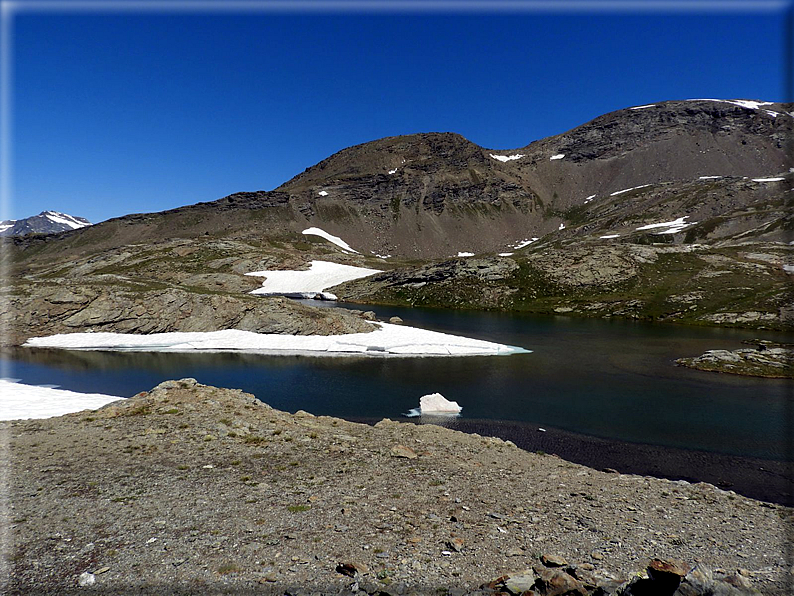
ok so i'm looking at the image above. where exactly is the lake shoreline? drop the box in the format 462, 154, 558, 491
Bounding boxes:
350, 416, 794, 507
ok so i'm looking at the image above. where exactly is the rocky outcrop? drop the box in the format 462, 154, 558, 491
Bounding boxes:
676, 340, 793, 378
7, 380, 791, 594
4, 283, 374, 345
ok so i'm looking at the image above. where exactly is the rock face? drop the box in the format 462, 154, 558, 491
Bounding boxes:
7, 380, 790, 594
4, 284, 374, 346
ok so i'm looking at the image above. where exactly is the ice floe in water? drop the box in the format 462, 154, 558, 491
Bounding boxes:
302, 227, 359, 253
489, 154, 524, 162
0, 379, 124, 421
24, 324, 529, 358
405, 393, 463, 418
247, 260, 382, 300
636, 216, 696, 235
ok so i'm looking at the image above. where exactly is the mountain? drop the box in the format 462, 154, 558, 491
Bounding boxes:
5, 99, 793, 339
0, 211, 91, 237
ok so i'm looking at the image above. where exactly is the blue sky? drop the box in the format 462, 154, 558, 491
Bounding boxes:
5, 1, 791, 223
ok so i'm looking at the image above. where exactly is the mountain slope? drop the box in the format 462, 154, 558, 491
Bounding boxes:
6, 98, 793, 337
0, 211, 91, 237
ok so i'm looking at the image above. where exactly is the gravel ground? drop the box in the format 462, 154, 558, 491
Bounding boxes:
5, 379, 793, 595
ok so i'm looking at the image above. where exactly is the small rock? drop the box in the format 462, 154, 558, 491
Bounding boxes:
93, 566, 110, 575
447, 537, 465, 552
505, 570, 537, 594
389, 316, 404, 324
390, 444, 418, 459
541, 554, 568, 567
362, 311, 377, 321
77, 572, 95, 587
591, 552, 604, 560
336, 562, 359, 577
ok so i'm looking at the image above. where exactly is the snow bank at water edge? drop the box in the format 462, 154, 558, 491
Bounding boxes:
0, 379, 124, 421
247, 260, 382, 300
24, 324, 529, 358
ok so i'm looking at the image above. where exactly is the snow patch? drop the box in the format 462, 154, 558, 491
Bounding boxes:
600, 234, 620, 239
498, 252, 514, 256
302, 227, 359, 253
558, 223, 566, 231
511, 238, 539, 250
24, 325, 529, 358
247, 260, 382, 300
0, 379, 124, 421
751, 177, 784, 182
636, 216, 695, 235
782, 264, 794, 274
610, 184, 652, 196
765, 110, 779, 118
44, 211, 89, 229
318, 191, 329, 197
489, 154, 524, 162
699, 176, 722, 180
550, 154, 565, 161
689, 99, 774, 111
630, 104, 656, 110
583, 194, 596, 204
388, 169, 398, 174
457, 252, 475, 257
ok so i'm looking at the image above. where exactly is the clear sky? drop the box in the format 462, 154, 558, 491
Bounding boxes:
5, 1, 791, 223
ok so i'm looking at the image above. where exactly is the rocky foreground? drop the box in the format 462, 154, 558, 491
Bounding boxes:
6, 380, 792, 595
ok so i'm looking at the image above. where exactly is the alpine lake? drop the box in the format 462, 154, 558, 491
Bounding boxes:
5, 302, 792, 504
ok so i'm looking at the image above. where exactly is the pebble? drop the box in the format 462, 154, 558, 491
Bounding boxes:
77, 572, 95, 587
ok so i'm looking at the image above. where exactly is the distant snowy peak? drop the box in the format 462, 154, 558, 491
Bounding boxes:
0, 210, 91, 237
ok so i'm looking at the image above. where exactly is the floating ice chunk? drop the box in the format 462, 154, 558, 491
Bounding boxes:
0, 379, 124, 421
550, 154, 565, 160
247, 260, 382, 299
583, 194, 596, 204
302, 227, 359, 253
490, 154, 524, 162
419, 393, 462, 415
558, 223, 566, 230
600, 234, 620, 239
318, 190, 329, 197
610, 184, 652, 196
24, 324, 529, 358
751, 177, 784, 182
630, 104, 656, 110
457, 252, 475, 257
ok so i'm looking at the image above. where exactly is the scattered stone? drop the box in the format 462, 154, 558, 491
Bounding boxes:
389, 316, 404, 324
77, 572, 95, 587
504, 570, 537, 594
541, 554, 568, 568
390, 444, 418, 459
447, 537, 465, 552
93, 566, 110, 575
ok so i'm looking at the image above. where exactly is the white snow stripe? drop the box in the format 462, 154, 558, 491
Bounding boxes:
246, 260, 381, 300
302, 227, 359, 253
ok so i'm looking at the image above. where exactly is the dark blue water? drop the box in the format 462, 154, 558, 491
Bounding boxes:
5, 305, 792, 461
